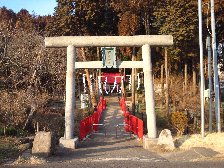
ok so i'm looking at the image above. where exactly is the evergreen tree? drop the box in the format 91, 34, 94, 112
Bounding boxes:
152, 0, 200, 105
47, 0, 117, 36
153, 0, 199, 71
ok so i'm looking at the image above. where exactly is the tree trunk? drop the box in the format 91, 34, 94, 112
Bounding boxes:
96, 47, 100, 96
23, 84, 36, 130
184, 63, 188, 92
3, 35, 7, 58
85, 69, 97, 107
144, 12, 150, 35
79, 48, 97, 107
122, 68, 126, 97
193, 68, 197, 95
131, 54, 136, 115
95, 70, 99, 96
165, 48, 169, 116
77, 75, 81, 99
161, 64, 164, 108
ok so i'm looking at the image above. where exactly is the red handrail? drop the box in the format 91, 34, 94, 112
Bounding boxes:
120, 97, 143, 139
79, 96, 106, 140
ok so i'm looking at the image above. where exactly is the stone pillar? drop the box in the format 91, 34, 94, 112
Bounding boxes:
65, 45, 75, 139
59, 45, 78, 149
142, 44, 157, 139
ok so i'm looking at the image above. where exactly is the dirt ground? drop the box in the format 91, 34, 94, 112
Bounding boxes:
2, 96, 224, 166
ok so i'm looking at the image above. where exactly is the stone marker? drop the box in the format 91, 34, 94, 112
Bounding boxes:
32, 131, 56, 157
157, 129, 175, 150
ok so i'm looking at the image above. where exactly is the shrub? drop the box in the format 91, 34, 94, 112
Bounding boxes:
0, 126, 27, 136
170, 111, 188, 136
5, 127, 17, 136
0, 127, 4, 136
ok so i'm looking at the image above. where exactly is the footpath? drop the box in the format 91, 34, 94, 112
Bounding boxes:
48, 96, 167, 163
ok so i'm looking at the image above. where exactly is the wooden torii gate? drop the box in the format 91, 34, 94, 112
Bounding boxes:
45, 35, 173, 149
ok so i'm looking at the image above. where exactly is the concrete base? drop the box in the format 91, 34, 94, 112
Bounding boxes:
143, 135, 158, 149
59, 137, 79, 149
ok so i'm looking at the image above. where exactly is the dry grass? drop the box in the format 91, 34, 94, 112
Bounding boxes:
0, 137, 20, 164
13, 155, 46, 165
175, 133, 224, 154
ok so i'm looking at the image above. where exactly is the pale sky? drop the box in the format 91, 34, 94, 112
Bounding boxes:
0, 0, 57, 16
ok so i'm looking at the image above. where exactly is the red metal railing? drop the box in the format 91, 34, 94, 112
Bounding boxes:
79, 96, 106, 140
120, 97, 143, 139
79, 116, 92, 140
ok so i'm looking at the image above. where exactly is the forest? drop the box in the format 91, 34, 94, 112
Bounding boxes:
0, 0, 224, 136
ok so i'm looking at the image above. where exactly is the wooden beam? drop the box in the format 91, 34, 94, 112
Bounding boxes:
75, 61, 144, 69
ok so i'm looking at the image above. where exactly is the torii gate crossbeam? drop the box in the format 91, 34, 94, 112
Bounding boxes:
45, 35, 173, 149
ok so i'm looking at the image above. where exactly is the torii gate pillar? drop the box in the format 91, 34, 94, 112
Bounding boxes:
59, 45, 78, 149
142, 44, 156, 138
